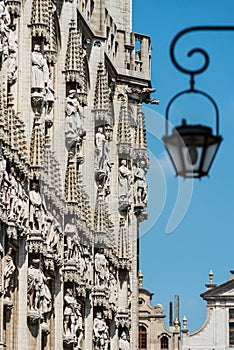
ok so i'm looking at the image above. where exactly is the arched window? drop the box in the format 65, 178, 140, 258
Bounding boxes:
139, 325, 147, 349
160, 335, 169, 349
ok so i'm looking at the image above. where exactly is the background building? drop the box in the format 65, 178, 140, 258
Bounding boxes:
138, 273, 181, 350
0, 0, 154, 349
182, 271, 234, 350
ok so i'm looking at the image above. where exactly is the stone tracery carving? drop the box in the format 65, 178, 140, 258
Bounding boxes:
0, 153, 6, 195
109, 271, 117, 313
0, 0, 11, 63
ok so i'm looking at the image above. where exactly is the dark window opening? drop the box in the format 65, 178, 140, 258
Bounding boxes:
139, 325, 147, 349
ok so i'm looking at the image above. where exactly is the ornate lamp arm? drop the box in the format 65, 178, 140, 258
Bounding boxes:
170, 25, 234, 78
165, 26, 234, 136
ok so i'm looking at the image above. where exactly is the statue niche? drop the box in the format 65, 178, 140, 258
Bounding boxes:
65, 89, 86, 157
31, 43, 49, 116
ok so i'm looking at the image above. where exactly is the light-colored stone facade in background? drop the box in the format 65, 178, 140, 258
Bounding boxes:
138, 273, 181, 350
182, 271, 234, 350
0, 0, 155, 349
138, 271, 234, 350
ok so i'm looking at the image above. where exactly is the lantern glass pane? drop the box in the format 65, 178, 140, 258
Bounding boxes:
202, 141, 221, 174
164, 141, 184, 174
181, 145, 202, 176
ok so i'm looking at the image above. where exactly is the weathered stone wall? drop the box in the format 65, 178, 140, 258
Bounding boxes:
0, 0, 153, 349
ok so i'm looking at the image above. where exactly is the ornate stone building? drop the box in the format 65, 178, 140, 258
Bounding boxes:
138, 273, 181, 350
0, 0, 154, 349
182, 271, 234, 350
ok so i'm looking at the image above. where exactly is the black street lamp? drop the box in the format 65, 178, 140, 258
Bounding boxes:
163, 26, 234, 178
163, 120, 222, 178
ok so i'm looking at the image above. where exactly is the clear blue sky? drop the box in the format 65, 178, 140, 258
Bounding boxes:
133, 0, 234, 331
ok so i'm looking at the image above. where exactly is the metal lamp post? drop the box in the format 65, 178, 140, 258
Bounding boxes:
162, 26, 234, 178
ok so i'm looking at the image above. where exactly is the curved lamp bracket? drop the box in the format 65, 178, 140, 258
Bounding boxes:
165, 25, 234, 136
170, 25, 234, 76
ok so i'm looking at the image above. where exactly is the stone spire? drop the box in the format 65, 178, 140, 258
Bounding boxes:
0, 82, 8, 143
31, 0, 50, 42
65, 153, 77, 205
133, 103, 149, 167
41, 136, 64, 213
118, 217, 130, 269
93, 62, 110, 115
30, 117, 44, 179
44, 0, 58, 65
135, 103, 147, 149
94, 189, 113, 248
64, 21, 87, 105
64, 154, 91, 235
117, 101, 132, 156
77, 171, 92, 231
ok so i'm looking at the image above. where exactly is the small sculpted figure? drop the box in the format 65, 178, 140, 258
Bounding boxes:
93, 312, 109, 350
65, 90, 86, 152
94, 250, 108, 288
134, 162, 148, 205
3, 247, 16, 298
31, 44, 49, 92
119, 332, 130, 350
63, 288, 83, 348
118, 160, 131, 203
27, 259, 52, 314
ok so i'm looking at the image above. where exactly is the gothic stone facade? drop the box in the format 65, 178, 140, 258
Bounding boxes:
0, 0, 154, 349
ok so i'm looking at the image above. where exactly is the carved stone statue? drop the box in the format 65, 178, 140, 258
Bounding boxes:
8, 167, 18, 220
119, 332, 130, 350
63, 288, 83, 348
31, 43, 49, 92
7, 52, 17, 84
27, 259, 52, 314
7, 24, 18, 84
93, 312, 109, 350
134, 163, 148, 205
95, 127, 109, 172
29, 182, 44, 231
65, 89, 86, 152
64, 218, 81, 262
94, 251, 108, 288
3, 247, 15, 299
17, 179, 28, 226
118, 160, 131, 207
